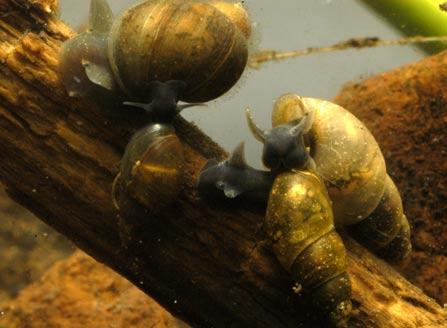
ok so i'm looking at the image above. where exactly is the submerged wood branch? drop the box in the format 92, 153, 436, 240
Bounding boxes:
0, 0, 445, 327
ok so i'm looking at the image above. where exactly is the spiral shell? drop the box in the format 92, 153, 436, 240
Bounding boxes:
271, 93, 411, 261
117, 124, 184, 214
272, 93, 387, 226
59, 0, 250, 105
266, 170, 351, 326
108, 0, 249, 102
347, 175, 412, 261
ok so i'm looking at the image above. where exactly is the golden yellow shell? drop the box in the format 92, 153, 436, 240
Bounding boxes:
265, 170, 351, 325
108, 0, 249, 103
272, 94, 387, 226
266, 171, 335, 270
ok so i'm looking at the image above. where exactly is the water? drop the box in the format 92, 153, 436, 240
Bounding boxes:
1, 0, 446, 327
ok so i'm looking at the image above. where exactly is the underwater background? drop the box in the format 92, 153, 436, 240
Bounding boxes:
0, 0, 445, 327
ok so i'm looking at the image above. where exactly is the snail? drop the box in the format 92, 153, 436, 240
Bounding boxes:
198, 111, 352, 327
58, 0, 251, 223
59, 0, 251, 107
58, 0, 253, 248
198, 94, 412, 326
112, 81, 199, 214
110, 81, 205, 246
269, 94, 411, 262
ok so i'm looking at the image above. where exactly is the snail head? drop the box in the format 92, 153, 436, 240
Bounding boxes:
246, 108, 314, 172
124, 80, 204, 122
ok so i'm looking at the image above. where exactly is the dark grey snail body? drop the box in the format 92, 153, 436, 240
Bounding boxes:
198, 143, 275, 204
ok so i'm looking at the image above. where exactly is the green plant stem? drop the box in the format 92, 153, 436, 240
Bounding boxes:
360, 0, 447, 53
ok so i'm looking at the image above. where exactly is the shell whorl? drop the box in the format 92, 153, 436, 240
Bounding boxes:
118, 124, 184, 214
266, 170, 351, 326
108, 0, 249, 103
272, 94, 387, 226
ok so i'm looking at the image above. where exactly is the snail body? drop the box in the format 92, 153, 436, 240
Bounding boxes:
59, 0, 250, 105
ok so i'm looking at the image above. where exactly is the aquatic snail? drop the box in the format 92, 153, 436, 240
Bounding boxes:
198, 94, 412, 326
59, 0, 251, 105
269, 94, 411, 261
59, 0, 251, 211
199, 111, 351, 326
111, 81, 203, 214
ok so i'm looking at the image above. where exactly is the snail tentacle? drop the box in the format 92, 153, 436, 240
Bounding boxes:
290, 110, 314, 135
89, 0, 113, 34
80, 0, 115, 90
123, 80, 206, 122
228, 141, 247, 167
245, 108, 267, 142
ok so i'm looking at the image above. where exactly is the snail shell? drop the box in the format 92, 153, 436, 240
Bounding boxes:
266, 171, 351, 326
197, 145, 352, 326
207, 1, 252, 39
59, 0, 250, 104
271, 93, 411, 261
116, 123, 184, 214
347, 175, 412, 261
272, 94, 387, 226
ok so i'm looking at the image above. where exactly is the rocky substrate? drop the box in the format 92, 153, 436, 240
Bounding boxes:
335, 51, 447, 304
0, 189, 74, 304
0, 250, 188, 328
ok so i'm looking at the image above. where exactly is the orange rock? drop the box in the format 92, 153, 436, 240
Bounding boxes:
0, 251, 188, 328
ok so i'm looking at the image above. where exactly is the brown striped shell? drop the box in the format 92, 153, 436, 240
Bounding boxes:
108, 0, 249, 103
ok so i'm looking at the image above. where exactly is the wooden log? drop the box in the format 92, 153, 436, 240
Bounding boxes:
0, 0, 445, 327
